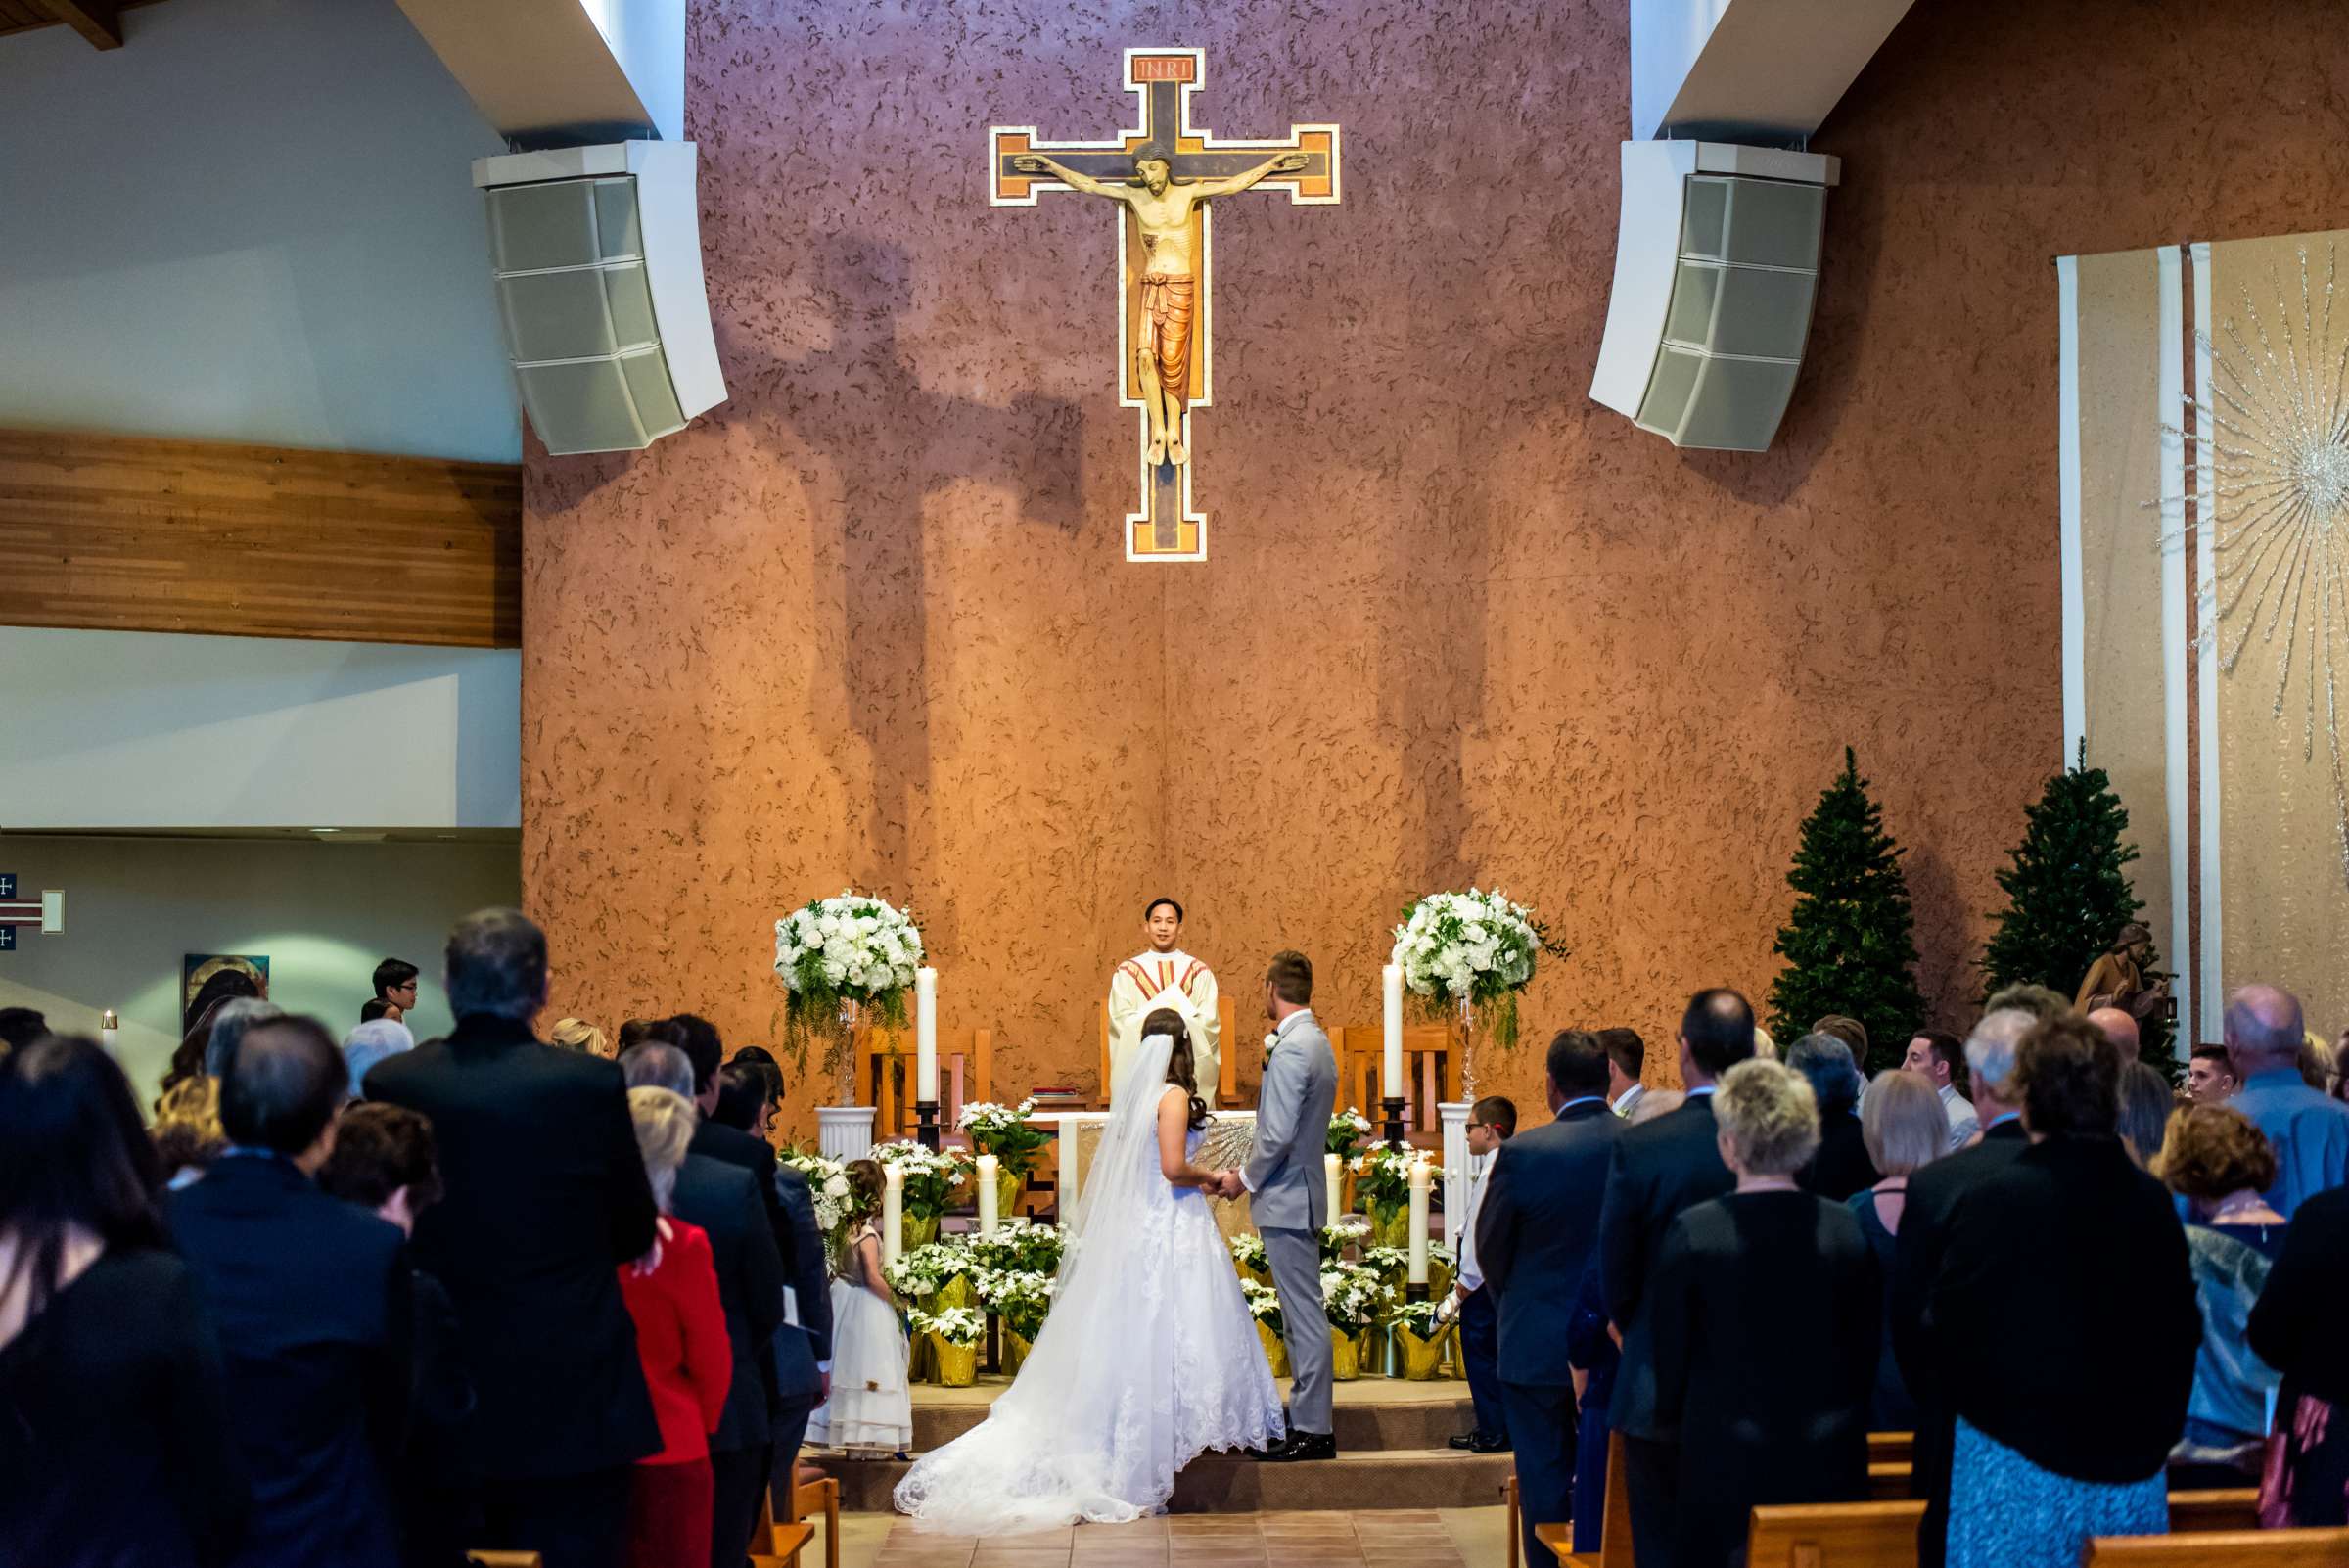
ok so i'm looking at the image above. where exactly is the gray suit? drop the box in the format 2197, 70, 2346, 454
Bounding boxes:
1244, 1009, 1340, 1437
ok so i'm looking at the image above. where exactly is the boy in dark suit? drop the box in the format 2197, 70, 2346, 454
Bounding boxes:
1478, 1030, 1624, 1568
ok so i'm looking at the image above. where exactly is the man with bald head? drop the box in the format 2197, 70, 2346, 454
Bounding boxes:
2227, 984, 2349, 1217
2087, 1006, 2141, 1063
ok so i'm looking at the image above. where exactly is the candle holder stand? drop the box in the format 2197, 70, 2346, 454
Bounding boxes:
1382, 1094, 1406, 1147
915, 1098, 942, 1151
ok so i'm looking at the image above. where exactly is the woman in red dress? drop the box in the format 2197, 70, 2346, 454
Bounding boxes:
619, 1086, 733, 1568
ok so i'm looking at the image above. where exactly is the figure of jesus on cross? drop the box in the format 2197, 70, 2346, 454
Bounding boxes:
991, 49, 1340, 562
1012, 147, 1307, 470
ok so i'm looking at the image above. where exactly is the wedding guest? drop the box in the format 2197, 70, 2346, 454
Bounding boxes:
1449, 1092, 1515, 1454
202, 998, 285, 1080
668, 1014, 797, 1284
154, 1074, 229, 1189
2155, 1104, 2284, 1486
1848, 1069, 1947, 1430
0, 1034, 250, 1568
0, 1005, 46, 1053
1788, 1033, 1876, 1201
364, 910, 659, 1568
1599, 1028, 1646, 1117
1984, 983, 2069, 1022
1652, 1059, 1878, 1568
806, 1160, 910, 1458
343, 1019, 415, 1099
1491, 1033, 1628, 1560
666, 1090, 785, 1568
1598, 988, 1754, 1568
744, 1056, 833, 1508
318, 1103, 479, 1568
171, 1017, 411, 1568
1928, 1015, 2199, 1568
1812, 1014, 1870, 1067
549, 1018, 611, 1058
2225, 985, 2349, 1215
619, 1087, 733, 1568
2187, 1044, 2239, 1106
1890, 1006, 2035, 1568
2247, 1177, 2349, 1525
2115, 1061, 2176, 1168
713, 1060, 774, 1141
373, 959, 421, 1027
165, 971, 264, 1092
1905, 1031, 1977, 1151
2088, 1006, 2142, 1063
619, 1018, 668, 1054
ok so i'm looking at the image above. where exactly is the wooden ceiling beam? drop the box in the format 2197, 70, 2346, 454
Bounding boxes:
36, 0, 123, 49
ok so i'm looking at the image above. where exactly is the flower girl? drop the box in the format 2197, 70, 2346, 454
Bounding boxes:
806, 1158, 912, 1458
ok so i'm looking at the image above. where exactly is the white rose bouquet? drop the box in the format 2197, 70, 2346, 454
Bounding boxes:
1391, 886, 1566, 1048
773, 890, 924, 1071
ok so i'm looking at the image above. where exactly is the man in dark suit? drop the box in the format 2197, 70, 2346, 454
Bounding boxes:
1597, 988, 1756, 1568
174, 1016, 412, 1568
1478, 1031, 1625, 1568
365, 909, 659, 1568
1890, 1005, 2035, 1568
671, 1014, 796, 1263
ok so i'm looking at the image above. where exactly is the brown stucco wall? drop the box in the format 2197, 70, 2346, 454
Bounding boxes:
525, 0, 2349, 1132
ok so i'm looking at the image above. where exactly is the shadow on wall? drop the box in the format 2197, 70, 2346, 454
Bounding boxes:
715, 233, 1087, 967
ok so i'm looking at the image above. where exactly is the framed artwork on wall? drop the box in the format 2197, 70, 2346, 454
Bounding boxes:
183, 953, 269, 1032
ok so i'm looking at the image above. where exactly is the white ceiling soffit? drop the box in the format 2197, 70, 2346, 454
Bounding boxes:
1631, 0, 1919, 143
393, 0, 679, 144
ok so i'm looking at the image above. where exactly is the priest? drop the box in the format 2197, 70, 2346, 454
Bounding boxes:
1107, 898, 1222, 1107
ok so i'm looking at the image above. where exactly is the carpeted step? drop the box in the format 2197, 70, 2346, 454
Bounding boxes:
909, 1392, 1476, 1453
811, 1446, 1516, 1515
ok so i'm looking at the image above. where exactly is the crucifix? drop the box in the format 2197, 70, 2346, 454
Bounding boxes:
990, 48, 1340, 562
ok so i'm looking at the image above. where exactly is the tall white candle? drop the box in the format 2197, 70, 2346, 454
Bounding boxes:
1382, 964, 1405, 1097
1324, 1152, 1343, 1221
882, 1161, 904, 1264
915, 967, 940, 1102
1407, 1157, 1431, 1285
976, 1153, 1000, 1234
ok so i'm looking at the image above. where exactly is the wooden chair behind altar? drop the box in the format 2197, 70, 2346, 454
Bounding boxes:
1095, 993, 1239, 1107
853, 1027, 993, 1142
1329, 1023, 1458, 1134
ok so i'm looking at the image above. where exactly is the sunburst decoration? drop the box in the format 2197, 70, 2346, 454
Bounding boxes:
2155, 242, 2349, 885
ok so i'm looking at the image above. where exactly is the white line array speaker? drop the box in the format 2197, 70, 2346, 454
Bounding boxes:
1589, 140, 1840, 451
472, 141, 726, 455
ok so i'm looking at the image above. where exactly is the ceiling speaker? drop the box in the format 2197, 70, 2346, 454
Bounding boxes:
473, 141, 726, 455
1589, 141, 1839, 451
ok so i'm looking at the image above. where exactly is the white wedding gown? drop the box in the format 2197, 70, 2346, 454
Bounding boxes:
894, 1036, 1284, 1533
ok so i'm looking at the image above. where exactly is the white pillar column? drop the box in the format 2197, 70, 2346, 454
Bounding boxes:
1438, 1100, 1473, 1251
818, 1103, 875, 1163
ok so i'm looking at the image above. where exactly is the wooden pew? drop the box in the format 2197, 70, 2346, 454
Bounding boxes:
2085, 1530, 2349, 1566
467, 1555, 542, 1568
1737, 1491, 2277, 1568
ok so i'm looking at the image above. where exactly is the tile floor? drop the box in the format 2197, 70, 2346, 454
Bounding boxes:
834, 1506, 1503, 1568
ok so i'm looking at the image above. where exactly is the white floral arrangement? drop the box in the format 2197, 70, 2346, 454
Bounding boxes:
1228, 1232, 1268, 1271
882, 1241, 971, 1301
871, 1139, 970, 1220
773, 890, 924, 1064
1327, 1105, 1375, 1158
961, 1219, 1063, 1277
1391, 886, 1565, 1047
1317, 1214, 1371, 1262
973, 1267, 1056, 1340
1319, 1259, 1394, 1334
1350, 1141, 1442, 1217
780, 1149, 856, 1259
955, 1097, 1052, 1176
1241, 1276, 1285, 1332
906, 1305, 987, 1346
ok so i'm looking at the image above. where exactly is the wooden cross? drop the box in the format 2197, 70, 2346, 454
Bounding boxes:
990, 48, 1340, 563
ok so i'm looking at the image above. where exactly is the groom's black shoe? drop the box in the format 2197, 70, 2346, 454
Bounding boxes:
1266, 1431, 1337, 1462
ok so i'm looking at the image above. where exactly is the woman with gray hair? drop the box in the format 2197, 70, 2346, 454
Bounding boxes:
1788, 1033, 1877, 1201
618, 1085, 731, 1568
1649, 1059, 1880, 1568
341, 1019, 415, 1100
1850, 1069, 1949, 1429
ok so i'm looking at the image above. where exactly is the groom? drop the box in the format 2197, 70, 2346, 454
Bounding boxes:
1219, 949, 1340, 1461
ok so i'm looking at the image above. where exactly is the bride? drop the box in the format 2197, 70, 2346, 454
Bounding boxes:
894, 1009, 1284, 1532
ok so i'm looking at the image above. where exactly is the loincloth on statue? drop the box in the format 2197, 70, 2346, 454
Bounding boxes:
1137, 273, 1196, 405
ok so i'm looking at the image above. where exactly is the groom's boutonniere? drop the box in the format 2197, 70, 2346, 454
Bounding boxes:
1263, 1032, 1280, 1054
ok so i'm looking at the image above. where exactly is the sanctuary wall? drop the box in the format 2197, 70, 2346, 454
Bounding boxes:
524, 0, 2349, 1133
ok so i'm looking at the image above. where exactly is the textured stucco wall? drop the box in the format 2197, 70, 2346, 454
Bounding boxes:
526, 0, 2349, 1134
